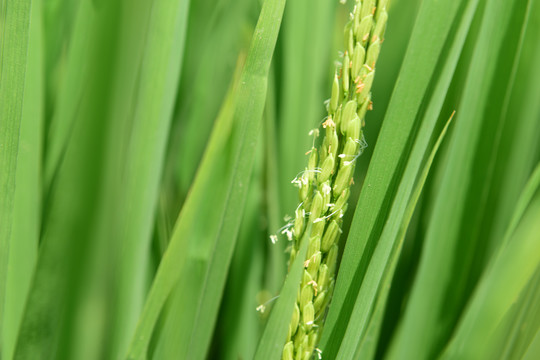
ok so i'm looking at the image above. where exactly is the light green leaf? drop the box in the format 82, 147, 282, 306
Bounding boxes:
523, 328, 540, 360
320, 0, 466, 355
364, 114, 454, 359
151, 59, 241, 359
103, 0, 191, 356
441, 163, 540, 359
171, 0, 253, 199
387, 1, 534, 358
495, 267, 540, 360
125, 0, 286, 357
336, 1, 479, 357
0, 0, 32, 349
488, 0, 540, 252
14, 2, 126, 357
2, 0, 43, 358
42, 0, 93, 191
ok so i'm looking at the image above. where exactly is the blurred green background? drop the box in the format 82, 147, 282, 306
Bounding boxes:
1, 0, 540, 359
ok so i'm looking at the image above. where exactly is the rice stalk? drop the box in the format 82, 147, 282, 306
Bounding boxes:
280, 1, 388, 358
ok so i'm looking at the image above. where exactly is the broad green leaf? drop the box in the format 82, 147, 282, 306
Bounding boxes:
158, 1, 287, 356
387, 1, 534, 358
487, 0, 540, 252
501, 160, 540, 251
441, 163, 540, 359
2, 1, 43, 358
320, 0, 465, 355
453, 0, 534, 275
496, 267, 540, 360
0, 0, 32, 349
70, 0, 158, 358
171, 0, 253, 200
481, 161, 540, 360
42, 0, 94, 191
125, 0, 286, 357
341, 6, 482, 351
339, 1, 479, 357
523, 328, 540, 360
218, 146, 266, 360
102, 0, 191, 357
151, 60, 241, 359
349, 111, 455, 360
14, 2, 123, 357
42, 0, 80, 112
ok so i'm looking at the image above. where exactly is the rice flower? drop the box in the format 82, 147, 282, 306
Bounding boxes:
281, 1, 388, 358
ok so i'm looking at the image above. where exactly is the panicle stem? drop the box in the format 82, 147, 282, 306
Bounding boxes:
281, 1, 388, 358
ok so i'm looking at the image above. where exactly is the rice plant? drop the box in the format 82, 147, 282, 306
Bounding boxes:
1, 0, 539, 359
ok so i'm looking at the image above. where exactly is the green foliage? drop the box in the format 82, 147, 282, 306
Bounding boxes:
1, 0, 539, 359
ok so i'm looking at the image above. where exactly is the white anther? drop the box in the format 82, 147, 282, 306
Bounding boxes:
343, 135, 369, 166
314, 209, 340, 223
278, 222, 294, 241
322, 183, 332, 195
291, 169, 321, 186
282, 229, 293, 241
256, 295, 280, 314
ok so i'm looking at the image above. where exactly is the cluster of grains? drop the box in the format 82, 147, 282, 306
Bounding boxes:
281, 1, 388, 359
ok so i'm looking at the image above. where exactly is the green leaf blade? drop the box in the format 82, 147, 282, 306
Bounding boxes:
0, 0, 33, 350
387, 1, 534, 358
320, 0, 466, 356
125, 0, 287, 357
